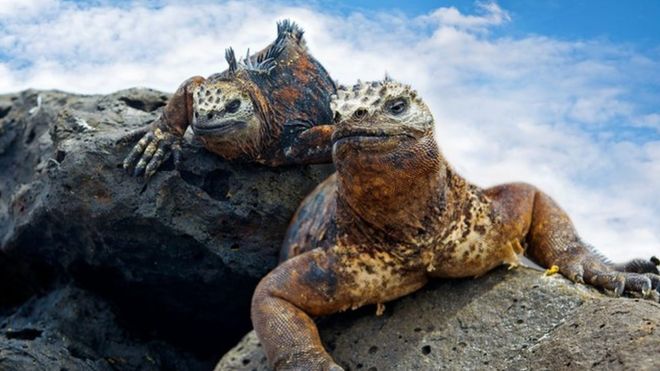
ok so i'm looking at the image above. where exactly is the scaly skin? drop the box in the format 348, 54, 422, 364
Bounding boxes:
252, 79, 660, 370
122, 20, 336, 178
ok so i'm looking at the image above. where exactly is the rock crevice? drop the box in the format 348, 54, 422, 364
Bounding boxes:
0, 89, 333, 369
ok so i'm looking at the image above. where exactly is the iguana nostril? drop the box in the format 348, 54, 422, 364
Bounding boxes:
206, 112, 213, 120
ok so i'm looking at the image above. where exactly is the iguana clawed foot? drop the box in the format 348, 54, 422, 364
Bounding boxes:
557, 256, 660, 299
122, 124, 182, 179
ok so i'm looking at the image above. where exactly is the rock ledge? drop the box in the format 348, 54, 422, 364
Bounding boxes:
218, 266, 660, 371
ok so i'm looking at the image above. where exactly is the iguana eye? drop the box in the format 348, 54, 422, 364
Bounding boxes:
226, 99, 241, 113
353, 108, 368, 120
387, 98, 407, 115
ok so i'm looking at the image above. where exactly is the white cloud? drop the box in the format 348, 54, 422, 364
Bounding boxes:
0, 0, 57, 16
421, 1, 510, 30
1, 0, 658, 262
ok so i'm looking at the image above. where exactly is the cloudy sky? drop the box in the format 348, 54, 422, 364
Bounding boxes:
1, 0, 659, 262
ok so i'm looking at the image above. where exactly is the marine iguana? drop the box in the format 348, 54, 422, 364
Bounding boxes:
251, 79, 660, 370
122, 20, 336, 178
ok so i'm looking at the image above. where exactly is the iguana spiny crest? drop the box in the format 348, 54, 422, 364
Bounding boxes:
123, 20, 336, 178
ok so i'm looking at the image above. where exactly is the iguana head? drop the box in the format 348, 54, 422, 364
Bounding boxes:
331, 79, 437, 169
190, 20, 335, 161
191, 79, 261, 145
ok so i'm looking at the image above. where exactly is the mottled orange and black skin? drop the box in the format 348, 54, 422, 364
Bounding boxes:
252, 79, 660, 371
123, 20, 336, 178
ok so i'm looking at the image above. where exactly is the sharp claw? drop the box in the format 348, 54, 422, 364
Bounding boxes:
570, 264, 585, 283
123, 132, 153, 175
613, 274, 625, 296
134, 158, 148, 177
145, 169, 156, 180
641, 278, 652, 297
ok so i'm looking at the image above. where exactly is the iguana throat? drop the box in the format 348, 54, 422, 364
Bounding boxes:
330, 80, 447, 242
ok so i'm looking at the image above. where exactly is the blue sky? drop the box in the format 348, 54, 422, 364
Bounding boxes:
0, 0, 658, 261
324, 0, 660, 47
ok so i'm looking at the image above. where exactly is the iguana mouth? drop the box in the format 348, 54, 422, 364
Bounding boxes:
192, 120, 247, 135
332, 128, 413, 143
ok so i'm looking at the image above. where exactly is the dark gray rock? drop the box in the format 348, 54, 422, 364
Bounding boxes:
217, 266, 660, 371
1, 284, 207, 371
0, 88, 333, 366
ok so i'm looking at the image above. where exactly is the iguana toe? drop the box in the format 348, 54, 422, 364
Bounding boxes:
622, 273, 653, 297
116, 125, 150, 145
144, 140, 172, 179
582, 262, 625, 296
644, 273, 660, 292
556, 261, 585, 284
123, 131, 153, 173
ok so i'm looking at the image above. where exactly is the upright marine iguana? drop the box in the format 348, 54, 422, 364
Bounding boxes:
122, 20, 336, 178
251, 79, 660, 370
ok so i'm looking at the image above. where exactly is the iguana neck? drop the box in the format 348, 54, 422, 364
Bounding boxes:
335, 135, 452, 243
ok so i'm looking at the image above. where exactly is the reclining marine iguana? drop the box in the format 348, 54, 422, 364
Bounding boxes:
251, 79, 660, 370
122, 20, 336, 178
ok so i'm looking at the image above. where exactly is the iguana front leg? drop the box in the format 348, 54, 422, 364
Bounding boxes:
487, 183, 660, 298
252, 247, 427, 370
263, 120, 334, 166
122, 76, 206, 178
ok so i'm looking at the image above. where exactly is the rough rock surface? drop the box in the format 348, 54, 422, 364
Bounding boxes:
0, 284, 207, 371
217, 266, 660, 371
0, 89, 333, 368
